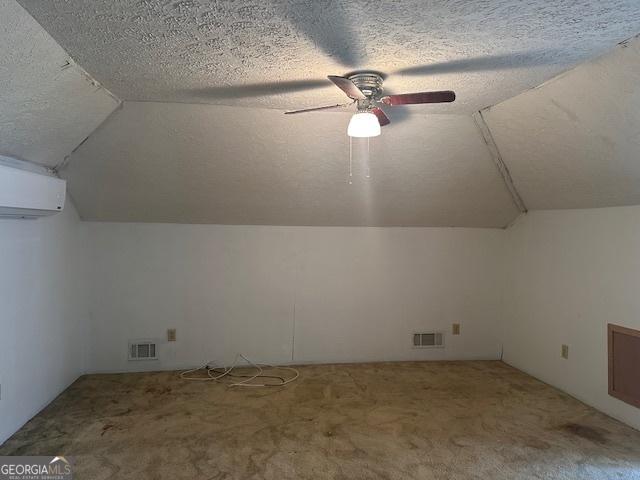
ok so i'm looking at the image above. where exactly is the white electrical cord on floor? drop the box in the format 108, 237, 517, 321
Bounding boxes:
179, 353, 299, 388
179, 355, 241, 382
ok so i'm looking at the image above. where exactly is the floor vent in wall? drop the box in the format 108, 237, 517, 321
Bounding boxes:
413, 332, 444, 348
128, 341, 157, 361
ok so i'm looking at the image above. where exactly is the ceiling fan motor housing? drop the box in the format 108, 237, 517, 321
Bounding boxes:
348, 72, 384, 111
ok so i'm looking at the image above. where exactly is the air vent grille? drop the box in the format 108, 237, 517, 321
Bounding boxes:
128, 341, 157, 361
413, 332, 444, 348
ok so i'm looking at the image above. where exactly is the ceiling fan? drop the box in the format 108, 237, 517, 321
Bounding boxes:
284, 72, 455, 137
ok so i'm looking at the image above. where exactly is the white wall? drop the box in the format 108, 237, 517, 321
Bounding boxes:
5, 205, 640, 439
0, 201, 88, 444
503, 207, 640, 430
85, 223, 505, 372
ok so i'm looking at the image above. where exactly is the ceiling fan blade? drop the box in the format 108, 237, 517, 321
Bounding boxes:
277, 4, 362, 67
395, 50, 560, 76
327, 75, 366, 100
183, 80, 328, 99
285, 102, 353, 115
380, 91, 456, 106
371, 107, 390, 126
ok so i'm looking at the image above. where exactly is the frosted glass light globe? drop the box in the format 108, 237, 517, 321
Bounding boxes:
347, 112, 381, 138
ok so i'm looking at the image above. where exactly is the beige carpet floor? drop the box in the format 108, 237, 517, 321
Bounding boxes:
1, 361, 639, 479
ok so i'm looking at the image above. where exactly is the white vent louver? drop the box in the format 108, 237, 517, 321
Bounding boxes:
413, 332, 444, 348
128, 341, 157, 361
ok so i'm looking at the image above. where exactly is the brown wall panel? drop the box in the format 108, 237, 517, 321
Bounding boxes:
608, 324, 640, 409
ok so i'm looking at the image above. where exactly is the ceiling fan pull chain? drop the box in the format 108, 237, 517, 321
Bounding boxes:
366, 138, 371, 179
349, 137, 353, 185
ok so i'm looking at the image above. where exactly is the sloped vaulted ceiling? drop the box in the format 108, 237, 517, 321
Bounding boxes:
0, 0, 119, 168
483, 36, 640, 210
59, 103, 520, 226
5, 0, 640, 226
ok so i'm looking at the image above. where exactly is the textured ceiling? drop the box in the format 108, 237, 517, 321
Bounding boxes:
17, 0, 640, 114
61, 102, 519, 227
0, 0, 119, 168
484, 36, 640, 210
5, 0, 640, 227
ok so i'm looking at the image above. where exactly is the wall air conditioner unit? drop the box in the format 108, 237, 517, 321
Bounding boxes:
0, 164, 66, 219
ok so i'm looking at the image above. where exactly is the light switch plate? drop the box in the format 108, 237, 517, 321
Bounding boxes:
167, 328, 177, 342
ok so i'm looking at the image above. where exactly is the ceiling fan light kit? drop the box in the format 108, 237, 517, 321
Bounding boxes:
285, 71, 456, 138
347, 112, 381, 138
